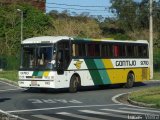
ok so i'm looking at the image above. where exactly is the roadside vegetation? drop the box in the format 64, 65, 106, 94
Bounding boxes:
129, 86, 160, 108
0, 71, 18, 82
153, 71, 160, 80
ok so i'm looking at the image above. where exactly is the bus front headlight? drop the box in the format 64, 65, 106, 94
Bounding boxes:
19, 76, 25, 79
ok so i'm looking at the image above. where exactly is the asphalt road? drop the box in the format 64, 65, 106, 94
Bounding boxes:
0, 80, 160, 120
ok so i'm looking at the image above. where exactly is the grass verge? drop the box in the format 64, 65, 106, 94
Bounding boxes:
129, 86, 160, 108
153, 71, 160, 80
0, 71, 18, 82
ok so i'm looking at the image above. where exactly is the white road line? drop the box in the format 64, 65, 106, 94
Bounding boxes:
79, 110, 127, 119
0, 109, 28, 120
6, 104, 120, 113
79, 110, 109, 115
57, 112, 106, 120
121, 102, 149, 109
101, 108, 152, 115
120, 107, 160, 113
112, 92, 130, 104
0, 88, 23, 92
0, 81, 19, 88
32, 115, 62, 120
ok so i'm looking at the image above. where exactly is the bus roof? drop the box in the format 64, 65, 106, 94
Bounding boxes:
22, 36, 148, 44
22, 36, 73, 44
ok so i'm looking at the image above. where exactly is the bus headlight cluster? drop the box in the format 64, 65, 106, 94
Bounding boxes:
44, 76, 54, 80
19, 81, 24, 84
19, 76, 25, 79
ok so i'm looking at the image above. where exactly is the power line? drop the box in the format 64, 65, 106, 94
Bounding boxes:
46, 2, 109, 8
46, 2, 152, 8
46, 6, 109, 12
46, 6, 143, 14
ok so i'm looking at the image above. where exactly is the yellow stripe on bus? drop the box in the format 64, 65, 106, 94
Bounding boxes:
43, 71, 50, 77
102, 59, 114, 68
102, 59, 150, 84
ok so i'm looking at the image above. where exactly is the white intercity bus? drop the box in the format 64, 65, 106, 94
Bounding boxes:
18, 36, 150, 92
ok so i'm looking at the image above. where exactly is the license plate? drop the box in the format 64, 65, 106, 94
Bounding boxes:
31, 81, 38, 86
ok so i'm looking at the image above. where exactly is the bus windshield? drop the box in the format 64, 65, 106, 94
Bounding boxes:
21, 44, 56, 70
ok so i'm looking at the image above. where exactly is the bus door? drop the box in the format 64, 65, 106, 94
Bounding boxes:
56, 40, 71, 75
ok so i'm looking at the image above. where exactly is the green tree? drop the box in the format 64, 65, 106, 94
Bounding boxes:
110, 0, 137, 32
0, 3, 54, 55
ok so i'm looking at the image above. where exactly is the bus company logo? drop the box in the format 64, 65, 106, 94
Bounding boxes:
74, 61, 83, 69
116, 60, 136, 67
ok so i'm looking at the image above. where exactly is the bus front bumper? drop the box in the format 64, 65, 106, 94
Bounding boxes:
18, 80, 55, 88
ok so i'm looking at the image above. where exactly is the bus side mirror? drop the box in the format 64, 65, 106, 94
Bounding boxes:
56, 51, 64, 75
57, 67, 64, 75
56, 61, 64, 75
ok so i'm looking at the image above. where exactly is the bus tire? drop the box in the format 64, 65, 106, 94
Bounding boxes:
69, 75, 80, 93
125, 73, 134, 88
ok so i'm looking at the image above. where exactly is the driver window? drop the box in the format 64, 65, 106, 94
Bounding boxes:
57, 41, 70, 70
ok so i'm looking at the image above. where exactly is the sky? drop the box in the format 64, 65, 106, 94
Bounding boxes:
46, 0, 141, 18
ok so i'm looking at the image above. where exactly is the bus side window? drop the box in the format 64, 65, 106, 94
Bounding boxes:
87, 44, 94, 56
113, 45, 119, 57
126, 45, 135, 58
72, 44, 76, 56
72, 43, 86, 57
87, 44, 100, 57
138, 45, 148, 58
57, 50, 63, 68
101, 44, 113, 58
119, 45, 126, 57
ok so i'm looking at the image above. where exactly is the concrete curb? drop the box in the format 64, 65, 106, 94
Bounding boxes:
0, 78, 18, 86
146, 80, 160, 82
127, 94, 157, 108
112, 91, 158, 108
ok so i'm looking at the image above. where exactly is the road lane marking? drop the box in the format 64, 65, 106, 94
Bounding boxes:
28, 99, 82, 104
79, 110, 109, 115
6, 104, 120, 113
111, 92, 130, 104
0, 81, 19, 88
101, 108, 153, 115
57, 112, 106, 120
0, 88, 24, 92
79, 110, 127, 119
0, 109, 28, 120
120, 107, 160, 113
32, 115, 62, 120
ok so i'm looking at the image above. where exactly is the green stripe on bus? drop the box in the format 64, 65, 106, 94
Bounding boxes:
37, 71, 43, 77
94, 59, 111, 84
32, 71, 43, 78
84, 59, 103, 85
32, 71, 39, 76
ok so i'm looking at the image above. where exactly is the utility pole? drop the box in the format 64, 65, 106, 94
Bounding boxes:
149, 0, 153, 79
17, 9, 23, 68
17, 9, 23, 43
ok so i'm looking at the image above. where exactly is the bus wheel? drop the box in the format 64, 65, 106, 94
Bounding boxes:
69, 75, 80, 93
125, 73, 134, 88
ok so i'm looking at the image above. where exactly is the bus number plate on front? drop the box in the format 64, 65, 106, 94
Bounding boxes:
31, 81, 38, 86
